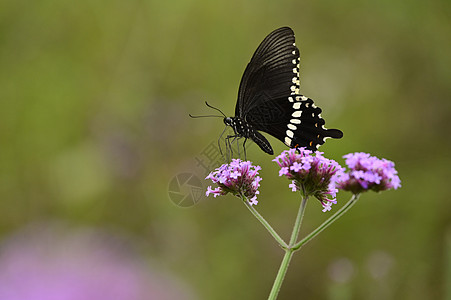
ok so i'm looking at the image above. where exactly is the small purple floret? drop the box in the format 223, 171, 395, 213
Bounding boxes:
205, 159, 262, 206
273, 148, 344, 212
336, 152, 401, 193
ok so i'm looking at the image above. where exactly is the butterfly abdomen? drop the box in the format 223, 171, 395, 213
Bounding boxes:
251, 130, 273, 155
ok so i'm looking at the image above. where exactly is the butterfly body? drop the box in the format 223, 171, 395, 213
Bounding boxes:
224, 26, 343, 155
224, 116, 273, 154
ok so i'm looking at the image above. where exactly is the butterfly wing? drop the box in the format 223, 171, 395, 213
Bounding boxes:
236, 27, 300, 117
246, 95, 343, 150
236, 27, 342, 151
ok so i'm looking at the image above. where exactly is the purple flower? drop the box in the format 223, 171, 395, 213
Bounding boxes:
336, 152, 401, 194
0, 224, 195, 300
205, 159, 262, 206
273, 148, 344, 212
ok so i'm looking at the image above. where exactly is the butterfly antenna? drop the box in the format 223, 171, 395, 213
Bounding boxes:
189, 101, 226, 118
189, 114, 223, 118
205, 101, 227, 117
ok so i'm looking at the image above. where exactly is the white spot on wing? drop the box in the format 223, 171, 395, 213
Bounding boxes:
301, 96, 308, 101
292, 111, 302, 118
286, 130, 294, 138
293, 102, 301, 109
288, 124, 297, 130
288, 96, 294, 102
290, 118, 301, 124
285, 137, 292, 146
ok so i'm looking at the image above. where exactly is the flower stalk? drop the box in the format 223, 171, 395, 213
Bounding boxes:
292, 193, 360, 251
268, 248, 294, 300
242, 196, 288, 249
267, 188, 309, 300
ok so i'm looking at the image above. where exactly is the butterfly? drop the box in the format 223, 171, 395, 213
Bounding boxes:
192, 27, 343, 156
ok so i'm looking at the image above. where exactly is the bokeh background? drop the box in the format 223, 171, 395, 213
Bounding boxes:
1, 0, 450, 299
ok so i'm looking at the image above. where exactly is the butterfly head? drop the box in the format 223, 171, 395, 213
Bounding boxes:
223, 117, 233, 126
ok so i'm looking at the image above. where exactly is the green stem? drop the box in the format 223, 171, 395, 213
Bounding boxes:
292, 193, 360, 251
267, 249, 294, 300
242, 196, 288, 249
289, 189, 308, 246
267, 190, 309, 300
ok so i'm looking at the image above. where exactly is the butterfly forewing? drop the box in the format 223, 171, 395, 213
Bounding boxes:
236, 27, 300, 117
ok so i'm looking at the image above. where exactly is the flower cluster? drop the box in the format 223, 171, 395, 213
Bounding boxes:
0, 225, 194, 300
205, 159, 262, 205
336, 152, 401, 194
273, 148, 344, 212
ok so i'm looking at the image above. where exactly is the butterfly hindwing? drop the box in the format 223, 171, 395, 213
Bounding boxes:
246, 95, 343, 151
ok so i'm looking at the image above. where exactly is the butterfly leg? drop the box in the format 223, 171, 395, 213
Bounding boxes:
222, 135, 232, 161
230, 135, 242, 159
235, 136, 240, 159
224, 134, 240, 161
218, 126, 229, 160
226, 135, 235, 160
225, 135, 232, 161
243, 138, 248, 161
233, 136, 244, 160
218, 136, 224, 160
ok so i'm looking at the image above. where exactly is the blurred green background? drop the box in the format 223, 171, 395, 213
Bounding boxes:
1, 0, 450, 299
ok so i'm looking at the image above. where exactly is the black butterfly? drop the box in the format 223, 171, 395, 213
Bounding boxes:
193, 27, 343, 156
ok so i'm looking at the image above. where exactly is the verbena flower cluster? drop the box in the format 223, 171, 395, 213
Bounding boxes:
336, 152, 401, 194
0, 225, 194, 300
206, 159, 262, 205
273, 148, 344, 212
